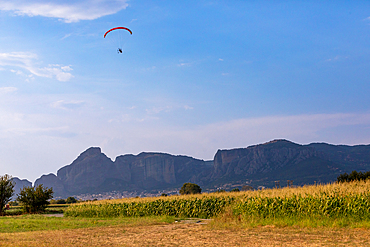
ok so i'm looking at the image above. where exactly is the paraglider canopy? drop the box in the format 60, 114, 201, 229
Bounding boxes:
104, 27, 132, 54
104, 27, 132, 38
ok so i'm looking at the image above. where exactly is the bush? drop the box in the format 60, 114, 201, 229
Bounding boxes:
337, 170, 370, 183
56, 199, 66, 204
179, 183, 202, 195
17, 185, 53, 213
66, 197, 77, 204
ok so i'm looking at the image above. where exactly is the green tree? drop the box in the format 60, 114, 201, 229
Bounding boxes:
66, 197, 77, 204
17, 184, 53, 213
55, 199, 66, 204
179, 183, 202, 195
0, 174, 15, 216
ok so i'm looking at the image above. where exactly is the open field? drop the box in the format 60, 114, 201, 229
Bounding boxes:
2, 181, 370, 246
1, 219, 370, 246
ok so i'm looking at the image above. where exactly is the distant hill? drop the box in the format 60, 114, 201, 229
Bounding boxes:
16, 139, 370, 197
11, 177, 32, 200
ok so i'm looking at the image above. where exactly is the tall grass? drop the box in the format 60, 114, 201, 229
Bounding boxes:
65, 196, 234, 218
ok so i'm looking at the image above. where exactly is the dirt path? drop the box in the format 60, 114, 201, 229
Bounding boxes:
1, 223, 370, 246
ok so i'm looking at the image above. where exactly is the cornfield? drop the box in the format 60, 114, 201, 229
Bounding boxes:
65, 196, 234, 218
65, 180, 370, 220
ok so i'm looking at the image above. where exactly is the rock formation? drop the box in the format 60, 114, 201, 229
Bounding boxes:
25, 139, 370, 198
11, 177, 32, 199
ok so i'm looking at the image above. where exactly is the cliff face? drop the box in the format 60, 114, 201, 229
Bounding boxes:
11, 177, 32, 199
34, 174, 66, 197
50, 148, 209, 196
203, 139, 364, 187
57, 147, 118, 194
211, 140, 323, 178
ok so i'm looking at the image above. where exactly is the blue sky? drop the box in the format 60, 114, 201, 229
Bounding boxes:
1, 1, 370, 182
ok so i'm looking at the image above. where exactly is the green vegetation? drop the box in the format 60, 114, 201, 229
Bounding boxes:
64, 180, 370, 228
0, 174, 14, 216
225, 192, 370, 228
2, 180, 370, 236
337, 170, 370, 183
65, 196, 233, 218
17, 184, 53, 213
66, 196, 78, 204
0, 214, 175, 233
50, 197, 78, 205
179, 183, 202, 195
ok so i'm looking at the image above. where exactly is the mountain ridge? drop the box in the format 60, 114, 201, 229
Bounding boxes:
10, 139, 370, 198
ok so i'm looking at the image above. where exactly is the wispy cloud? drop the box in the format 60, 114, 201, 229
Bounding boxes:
0, 52, 73, 82
51, 100, 85, 110
0, 87, 17, 94
0, 0, 129, 23
325, 55, 349, 63
146, 105, 194, 115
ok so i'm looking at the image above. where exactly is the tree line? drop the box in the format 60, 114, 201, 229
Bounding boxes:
337, 170, 370, 183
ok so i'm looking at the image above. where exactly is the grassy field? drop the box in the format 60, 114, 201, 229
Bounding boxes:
1, 181, 370, 246
0, 216, 370, 246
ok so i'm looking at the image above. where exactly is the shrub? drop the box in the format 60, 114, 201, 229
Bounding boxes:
179, 183, 202, 195
66, 197, 77, 204
17, 185, 53, 213
337, 170, 370, 183
56, 199, 66, 204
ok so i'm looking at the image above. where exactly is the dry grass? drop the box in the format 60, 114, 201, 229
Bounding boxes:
0, 222, 370, 246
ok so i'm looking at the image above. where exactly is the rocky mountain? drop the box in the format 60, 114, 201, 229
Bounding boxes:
201, 140, 347, 188
11, 177, 32, 199
35, 147, 212, 197
13, 139, 370, 198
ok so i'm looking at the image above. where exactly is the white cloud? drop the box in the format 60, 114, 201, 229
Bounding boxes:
0, 0, 129, 23
177, 62, 192, 67
51, 100, 85, 110
183, 105, 193, 110
0, 52, 74, 82
145, 104, 194, 115
61, 65, 73, 72
0, 87, 17, 94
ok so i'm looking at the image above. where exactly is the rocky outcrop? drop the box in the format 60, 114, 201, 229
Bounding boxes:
201, 139, 365, 187
211, 140, 323, 178
11, 177, 32, 199
34, 173, 66, 197
57, 147, 118, 194
46, 148, 211, 196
